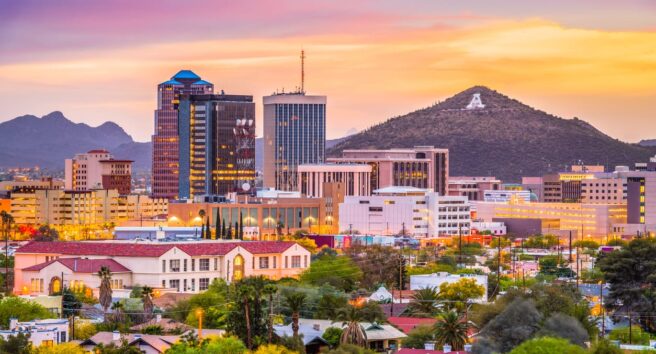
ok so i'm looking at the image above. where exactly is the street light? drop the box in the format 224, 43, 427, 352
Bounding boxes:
196, 308, 204, 338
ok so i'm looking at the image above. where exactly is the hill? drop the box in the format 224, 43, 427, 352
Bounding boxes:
328, 86, 656, 181
0, 111, 151, 171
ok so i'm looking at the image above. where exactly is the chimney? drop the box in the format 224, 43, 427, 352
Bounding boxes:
443, 344, 452, 353
424, 342, 435, 351
156, 314, 162, 323
9, 318, 18, 330
134, 334, 142, 340
112, 330, 120, 341
313, 323, 320, 331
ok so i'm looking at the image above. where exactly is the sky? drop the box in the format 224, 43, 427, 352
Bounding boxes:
0, 0, 655, 143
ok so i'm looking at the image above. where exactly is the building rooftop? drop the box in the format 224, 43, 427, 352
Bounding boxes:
193, 79, 212, 85
160, 79, 182, 86
23, 258, 131, 273
373, 186, 430, 195
17, 241, 302, 258
172, 70, 201, 80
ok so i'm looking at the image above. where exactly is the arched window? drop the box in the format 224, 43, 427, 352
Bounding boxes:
233, 254, 244, 282
49, 277, 61, 295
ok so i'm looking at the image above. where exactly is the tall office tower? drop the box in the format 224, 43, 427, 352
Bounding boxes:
152, 70, 213, 199
178, 94, 256, 199
263, 93, 327, 191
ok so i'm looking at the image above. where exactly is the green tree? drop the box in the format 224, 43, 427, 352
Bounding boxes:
214, 216, 221, 241
508, 336, 586, 354
357, 301, 386, 323
31, 342, 86, 354
0, 333, 30, 354
473, 299, 542, 353
346, 245, 405, 290
263, 284, 277, 343
60, 287, 82, 318
608, 325, 651, 345
589, 338, 623, 354
315, 291, 348, 320
433, 310, 473, 351
300, 255, 362, 292
574, 240, 600, 250
141, 286, 154, 320
323, 343, 375, 354
224, 277, 271, 349
98, 266, 113, 314
401, 325, 434, 349
184, 279, 229, 329
437, 278, 485, 311
33, 224, 58, 241
73, 322, 98, 340
323, 327, 343, 348
597, 238, 656, 331
283, 292, 307, 340
94, 339, 142, 354
0, 297, 54, 328
406, 287, 440, 318
110, 301, 125, 324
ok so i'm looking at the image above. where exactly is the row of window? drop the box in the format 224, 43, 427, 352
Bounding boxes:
163, 258, 215, 273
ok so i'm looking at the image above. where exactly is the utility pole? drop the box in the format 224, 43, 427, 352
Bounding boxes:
497, 235, 502, 291
458, 225, 463, 268
599, 281, 605, 338
568, 230, 573, 263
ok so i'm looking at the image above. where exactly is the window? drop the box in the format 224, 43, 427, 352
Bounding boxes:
199, 278, 210, 291
191, 279, 195, 292
170, 260, 180, 272
192, 259, 196, 271
273, 256, 277, 268
30, 278, 44, 292
198, 259, 210, 271
183, 279, 188, 291
304, 255, 308, 268
162, 260, 166, 272
170, 279, 180, 291
214, 258, 218, 271
162, 280, 166, 288
60, 331, 66, 343
368, 206, 383, 212
183, 259, 187, 272
259, 257, 269, 269
291, 256, 301, 268
111, 279, 123, 290
285, 256, 288, 268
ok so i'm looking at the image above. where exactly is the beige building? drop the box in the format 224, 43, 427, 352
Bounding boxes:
14, 241, 310, 296
65, 150, 133, 194
448, 176, 501, 201
297, 163, 372, 198
10, 189, 167, 238
473, 199, 627, 241
581, 177, 625, 204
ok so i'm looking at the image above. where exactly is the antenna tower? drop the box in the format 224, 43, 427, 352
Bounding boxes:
300, 49, 306, 94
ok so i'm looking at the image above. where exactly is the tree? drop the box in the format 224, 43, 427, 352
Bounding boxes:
508, 337, 586, 354
263, 284, 277, 343
358, 301, 386, 323
0, 333, 30, 354
141, 286, 154, 320
206, 336, 248, 353
346, 245, 405, 290
402, 325, 434, 349
221, 222, 227, 240
589, 339, 623, 354
31, 342, 86, 354
33, 224, 59, 241
1, 211, 13, 294
300, 255, 362, 292
538, 313, 589, 346
608, 325, 651, 345
228, 223, 233, 239
252, 344, 298, 354
323, 327, 343, 348
224, 277, 271, 349
336, 305, 367, 347
239, 212, 244, 240
111, 301, 125, 324
437, 278, 485, 311
205, 216, 211, 239
324, 344, 375, 354
473, 299, 542, 353
215, 216, 221, 241
406, 287, 441, 318
60, 287, 82, 317
433, 310, 473, 351
597, 238, 656, 331
283, 292, 307, 340
73, 322, 98, 340
98, 266, 113, 315
0, 297, 54, 328
292, 237, 318, 254
522, 234, 560, 249
315, 291, 349, 320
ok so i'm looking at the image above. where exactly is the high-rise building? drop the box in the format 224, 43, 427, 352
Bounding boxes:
152, 70, 214, 199
177, 94, 256, 199
327, 146, 449, 196
64, 150, 133, 194
263, 93, 327, 191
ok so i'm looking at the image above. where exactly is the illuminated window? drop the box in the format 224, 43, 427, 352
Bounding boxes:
233, 255, 244, 281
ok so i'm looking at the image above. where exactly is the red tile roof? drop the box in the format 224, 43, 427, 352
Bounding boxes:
23, 258, 131, 273
387, 317, 437, 334
16, 241, 299, 258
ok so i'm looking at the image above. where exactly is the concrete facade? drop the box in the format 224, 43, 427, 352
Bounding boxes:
297, 163, 372, 198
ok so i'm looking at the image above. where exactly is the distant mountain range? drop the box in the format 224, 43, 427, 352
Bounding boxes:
328, 86, 656, 181
0, 111, 150, 170
5, 89, 655, 181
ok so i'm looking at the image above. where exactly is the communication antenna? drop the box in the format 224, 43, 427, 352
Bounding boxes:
300, 49, 306, 94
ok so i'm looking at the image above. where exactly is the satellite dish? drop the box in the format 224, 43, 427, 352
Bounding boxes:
242, 183, 251, 191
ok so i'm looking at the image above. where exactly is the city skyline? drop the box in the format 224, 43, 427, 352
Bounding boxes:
1, 0, 656, 143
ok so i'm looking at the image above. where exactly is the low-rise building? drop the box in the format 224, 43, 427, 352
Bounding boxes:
448, 176, 501, 201
0, 318, 69, 347
471, 221, 507, 235
297, 163, 371, 197
14, 240, 310, 295
483, 189, 531, 203
339, 186, 471, 237
65, 150, 133, 194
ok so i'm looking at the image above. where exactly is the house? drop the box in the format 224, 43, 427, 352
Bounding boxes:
80, 331, 180, 354
130, 314, 192, 333
387, 317, 437, 334
0, 318, 69, 347
274, 319, 407, 353
14, 240, 310, 296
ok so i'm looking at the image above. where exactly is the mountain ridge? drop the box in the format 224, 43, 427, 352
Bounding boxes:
328, 86, 655, 181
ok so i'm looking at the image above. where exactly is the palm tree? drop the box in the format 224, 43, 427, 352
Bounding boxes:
433, 310, 473, 351
111, 301, 125, 323
239, 285, 255, 349
407, 287, 441, 317
336, 305, 367, 347
98, 266, 113, 315
263, 284, 278, 343
283, 292, 307, 339
141, 286, 154, 319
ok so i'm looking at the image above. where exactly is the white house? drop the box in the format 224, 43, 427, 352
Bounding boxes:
0, 318, 69, 347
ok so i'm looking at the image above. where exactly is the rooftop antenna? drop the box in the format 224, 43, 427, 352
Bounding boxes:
300, 49, 306, 94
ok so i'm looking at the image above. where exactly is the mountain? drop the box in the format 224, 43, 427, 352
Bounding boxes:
254, 135, 353, 171
639, 139, 656, 147
0, 111, 151, 170
328, 86, 656, 181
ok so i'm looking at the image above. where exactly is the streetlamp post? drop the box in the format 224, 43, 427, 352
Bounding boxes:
196, 308, 204, 339
599, 281, 605, 338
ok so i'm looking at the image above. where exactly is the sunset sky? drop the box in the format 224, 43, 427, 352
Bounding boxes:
1, 0, 655, 142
